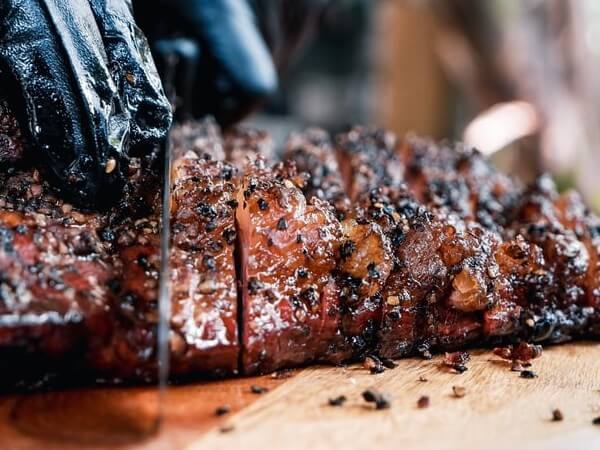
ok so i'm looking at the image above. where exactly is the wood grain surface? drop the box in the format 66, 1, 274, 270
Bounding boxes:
1, 343, 599, 450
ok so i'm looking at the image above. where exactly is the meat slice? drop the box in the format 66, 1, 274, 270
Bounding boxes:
225, 126, 275, 172
507, 175, 597, 341
554, 189, 600, 317
359, 188, 500, 358
168, 150, 240, 377
236, 160, 349, 374
398, 137, 520, 231
333, 129, 517, 357
0, 169, 115, 386
284, 129, 393, 356
336, 126, 404, 201
0, 142, 168, 386
284, 128, 351, 218
170, 118, 225, 161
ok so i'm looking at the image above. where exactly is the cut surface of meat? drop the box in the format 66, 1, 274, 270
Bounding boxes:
169, 148, 240, 376
235, 159, 350, 374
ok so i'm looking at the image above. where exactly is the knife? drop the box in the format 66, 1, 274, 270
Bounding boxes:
156, 127, 172, 418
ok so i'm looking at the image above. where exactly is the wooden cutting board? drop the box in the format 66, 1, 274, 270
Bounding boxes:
1, 342, 599, 450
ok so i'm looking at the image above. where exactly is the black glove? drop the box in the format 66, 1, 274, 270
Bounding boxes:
135, 0, 328, 125
0, 0, 172, 207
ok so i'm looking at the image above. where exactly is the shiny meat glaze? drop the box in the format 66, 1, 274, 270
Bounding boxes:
169, 151, 240, 376
236, 159, 350, 374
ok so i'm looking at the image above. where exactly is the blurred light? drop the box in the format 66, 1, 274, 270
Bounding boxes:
463, 101, 540, 156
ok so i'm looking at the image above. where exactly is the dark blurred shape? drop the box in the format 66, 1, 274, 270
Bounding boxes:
264, 0, 374, 129
135, 0, 328, 126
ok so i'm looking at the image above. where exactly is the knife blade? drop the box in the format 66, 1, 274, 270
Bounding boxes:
157, 127, 172, 402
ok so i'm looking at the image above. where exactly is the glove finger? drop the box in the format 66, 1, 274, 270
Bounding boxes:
172, 0, 277, 108
0, 0, 126, 206
151, 38, 201, 122
89, 0, 172, 155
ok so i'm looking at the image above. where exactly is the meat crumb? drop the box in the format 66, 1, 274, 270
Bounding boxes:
215, 405, 231, 416
443, 351, 470, 373
493, 342, 543, 367
250, 384, 268, 394
452, 386, 466, 398
271, 368, 294, 379
362, 389, 391, 410
417, 395, 430, 409
363, 355, 385, 374
418, 375, 428, 382
219, 425, 235, 433
551, 409, 564, 422
510, 361, 525, 372
328, 395, 347, 407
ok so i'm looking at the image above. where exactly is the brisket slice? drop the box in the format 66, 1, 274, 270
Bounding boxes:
169, 138, 240, 377
284, 129, 393, 357
507, 175, 597, 342
398, 137, 520, 232
224, 126, 275, 172
0, 151, 166, 386
235, 158, 350, 374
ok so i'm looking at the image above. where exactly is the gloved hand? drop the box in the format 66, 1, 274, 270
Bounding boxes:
134, 0, 328, 125
0, 0, 172, 207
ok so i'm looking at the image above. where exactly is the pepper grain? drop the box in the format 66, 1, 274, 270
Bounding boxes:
250, 385, 268, 394
520, 370, 537, 379
328, 395, 347, 407
551, 409, 563, 422
362, 389, 391, 410
215, 405, 231, 416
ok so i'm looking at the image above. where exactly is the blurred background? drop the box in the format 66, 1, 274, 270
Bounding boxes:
250, 0, 600, 212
